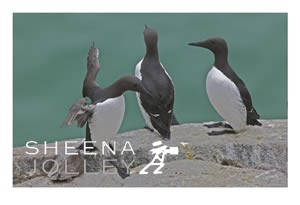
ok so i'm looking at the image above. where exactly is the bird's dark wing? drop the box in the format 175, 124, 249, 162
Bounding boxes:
225, 66, 261, 125
75, 112, 91, 128
140, 70, 175, 136
140, 92, 172, 135
63, 98, 91, 127
62, 98, 86, 127
235, 80, 260, 118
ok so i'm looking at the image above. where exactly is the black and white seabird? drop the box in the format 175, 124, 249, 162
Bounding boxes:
188, 38, 261, 135
63, 43, 150, 150
63, 43, 151, 178
135, 25, 179, 140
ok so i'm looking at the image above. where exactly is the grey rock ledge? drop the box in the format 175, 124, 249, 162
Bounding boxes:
13, 119, 287, 187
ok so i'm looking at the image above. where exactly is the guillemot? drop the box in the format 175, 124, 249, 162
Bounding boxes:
63, 43, 150, 151
63, 43, 151, 178
188, 38, 261, 135
135, 25, 179, 140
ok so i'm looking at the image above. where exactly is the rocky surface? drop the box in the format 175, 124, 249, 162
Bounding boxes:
15, 160, 286, 187
13, 119, 287, 187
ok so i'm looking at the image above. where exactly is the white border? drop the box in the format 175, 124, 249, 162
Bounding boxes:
6, 0, 289, 12
1, 0, 297, 205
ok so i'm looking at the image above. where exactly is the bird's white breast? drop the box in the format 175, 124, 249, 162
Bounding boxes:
135, 58, 143, 80
135, 58, 155, 130
206, 66, 247, 132
88, 95, 125, 147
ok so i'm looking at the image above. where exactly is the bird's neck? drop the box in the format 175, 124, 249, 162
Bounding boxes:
102, 80, 124, 99
145, 44, 159, 60
85, 68, 98, 82
214, 52, 229, 69
82, 70, 99, 99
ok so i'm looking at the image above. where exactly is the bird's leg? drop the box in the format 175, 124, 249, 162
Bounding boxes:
107, 159, 130, 179
105, 143, 130, 179
109, 142, 114, 150
77, 123, 98, 151
77, 142, 98, 151
77, 141, 98, 160
144, 125, 154, 132
204, 122, 233, 129
207, 130, 236, 136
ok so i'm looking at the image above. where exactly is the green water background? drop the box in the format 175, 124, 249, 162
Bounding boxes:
13, 13, 287, 147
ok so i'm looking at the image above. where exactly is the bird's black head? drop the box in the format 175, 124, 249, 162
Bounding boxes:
150, 113, 171, 140
143, 25, 158, 50
188, 37, 228, 55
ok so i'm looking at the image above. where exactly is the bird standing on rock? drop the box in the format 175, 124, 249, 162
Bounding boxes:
135, 25, 179, 140
63, 43, 152, 178
64, 43, 151, 149
188, 37, 261, 135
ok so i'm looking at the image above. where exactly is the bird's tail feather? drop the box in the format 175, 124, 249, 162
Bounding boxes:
171, 114, 180, 125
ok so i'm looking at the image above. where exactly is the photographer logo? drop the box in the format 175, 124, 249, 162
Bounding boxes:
139, 141, 179, 175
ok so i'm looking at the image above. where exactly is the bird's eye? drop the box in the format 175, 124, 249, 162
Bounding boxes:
211, 41, 215, 45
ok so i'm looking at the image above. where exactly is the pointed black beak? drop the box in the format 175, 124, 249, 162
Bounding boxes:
162, 131, 171, 140
145, 24, 148, 29
188, 41, 205, 47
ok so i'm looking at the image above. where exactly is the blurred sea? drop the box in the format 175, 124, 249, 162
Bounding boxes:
13, 13, 287, 147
